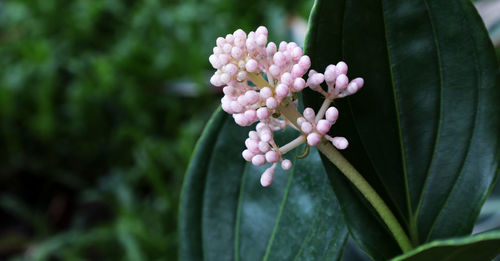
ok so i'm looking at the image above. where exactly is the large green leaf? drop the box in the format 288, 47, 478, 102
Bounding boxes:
392, 230, 500, 261
179, 109, 349, 261
304, 0, 500, 259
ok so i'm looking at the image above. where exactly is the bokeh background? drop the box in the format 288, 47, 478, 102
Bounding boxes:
0, 0, 498, 260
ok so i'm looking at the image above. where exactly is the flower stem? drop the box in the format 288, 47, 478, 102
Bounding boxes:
315, 98, 332, 123
248, 73, 271, 89
316, 142, 413, 252
278, 97, 413, 253
279, 135, 305, 154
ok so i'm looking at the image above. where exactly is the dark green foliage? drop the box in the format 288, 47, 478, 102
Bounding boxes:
304, 0, 500, 260
392, 230, 500, 261
180, 109, 348, 261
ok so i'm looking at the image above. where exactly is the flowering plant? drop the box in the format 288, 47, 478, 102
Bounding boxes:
209, 26, 364, 186
180, 0, 500, 260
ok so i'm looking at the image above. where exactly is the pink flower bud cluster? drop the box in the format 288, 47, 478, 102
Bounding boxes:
209, 26, 311, 127
209, 27, 268, 86
296, 107, 349, 150
209, 26, 365, 187
242, 123, 293, 187
307, 61, 364, 99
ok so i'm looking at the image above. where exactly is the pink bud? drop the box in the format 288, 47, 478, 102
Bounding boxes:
278, 41, 287, 52
256, 122, 266, 131
316, 120, 331, 134
303, 107, 315, 122
266, 97, 278, 109
220, 73, 231, 84
233, 113, 249, 126
307, 133, 322, 146
233, 29, 246, 40
291, 64, 304, 78
245, 90, 259, 104
246, 38, 257, 51
281, 159, 292, 170
213, 47, 222, 55
210, 74, 221, 86
256, 107, 270, 120
225, 34, 234, 43
260, 167, 274, 187
216, 37, 225, 47
234, 37, 245, 48
324, 66, 337, 83
230, 101, 243, 113
332, 137, 348, 150
242, 149, 254, 161
256, 34, 267, 46
249, 131, 259, 140
293, 78, 306, 91
266, 42, 277, 56
218, 54, 229, 65
223, 86, 235, 96
301, 121, 313, 134
260, 87, 272, 99
238, 60, 245, 69
221, 95, 232, 104
280, 72, 293, 85
291, 47, 303, 59
269, 65, 281, 77
260, 129, 272, 143
223, 43, 232, 54
352, 77, 364, 89
287, 42, 298, 50
273, 52, 286, 67
252, 154, 266, 166
296, 117, 306, 126
209, 55, 219, 68
244, 109, 257, 122
237, 95, 249, 106
335, 61, 348, 75
275, 84, 289, 98
256, 26, 268, 36
347, 82, 359, 94
308, 73, 324, 86
298, 56, 311, 70
231, 47, 243, 59
237, 71, 247, 81
335, 74, 349, 90
259, 141, 271, 153
325, 107, 339, 123
221, 101, 233, 113
265, 151, 279, 163
245, 59, 258, 72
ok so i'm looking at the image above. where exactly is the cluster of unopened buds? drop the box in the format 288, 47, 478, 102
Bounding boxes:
209, 26, 364, 187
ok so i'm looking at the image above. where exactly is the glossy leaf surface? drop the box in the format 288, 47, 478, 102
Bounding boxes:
304, 0, 500, 259
179, 109, 349, 261
392, 230, 500, 261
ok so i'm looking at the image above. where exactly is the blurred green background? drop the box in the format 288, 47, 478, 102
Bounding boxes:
0, 0, 313, 260
0, 0, 498, 260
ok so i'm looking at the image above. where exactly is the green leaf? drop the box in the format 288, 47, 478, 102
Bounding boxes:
179, 108, 349, 261
392, 230, 500, 261
304, 0, 500, 259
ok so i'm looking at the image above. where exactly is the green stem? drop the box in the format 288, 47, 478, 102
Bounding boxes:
316, 142, 413, 252
278, 97, 413, 253
247, 72, 413, 252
